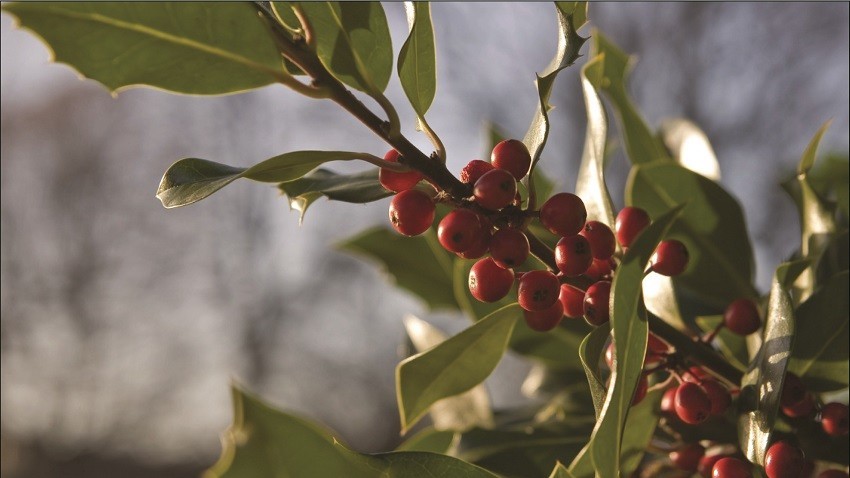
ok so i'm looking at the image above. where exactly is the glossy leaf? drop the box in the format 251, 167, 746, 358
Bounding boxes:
298, 2, 392, 93
338, 227, 458, 311
587, 32, 672, 165
157, 151, 376, 208
396, 304, 522, 432
575, 53, 616, 227
278, 168, 392, 223
627, 162, 758, 306
397, 2, 436, 116
696, 315, 748, 371
588, 205, 683, 478
578, 324, 610, 417
642, 274, 688, 331
659, 118, 722, 180
3, 2, 286, 95
815, 230, 849, 285
523, 2, 588, 175
550, 462, 577, 478
738, 262, 797, 466
403, 315, 494, 432
395, 427, 457, 454
788, 271, 849, 391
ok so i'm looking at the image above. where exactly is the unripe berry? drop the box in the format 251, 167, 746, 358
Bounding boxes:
524, 299, 564, 332
559, 284, 585, 318
438, 209, 484, 253
468, 258, 514, 303
540, 193, 587, 237
701, 379, 732, 415
821, 402, 849, 436
724, 299, 761, 336
675, 381, 712, 424
782, 393, 814, 418
615, 206, 651, 248
460, 159, 495, 184
389, 190, 435, 236
489, 227, 530, 268
650, 239, 690, 276
580, 221, 616, 260
780, 372, 807, 408
379, 150, 423, 192
583, 280, 611, 326
819, 471, 850, 478
585, 257, 615, 281
764, 441, 805, 478
517, 270, 560, 311
474, 168, 517, 211
633, 375, 649, 405
670, 443, 706, 472
555, 235, 593, 277
491, 139, 531, 180
712, 457, 752, 478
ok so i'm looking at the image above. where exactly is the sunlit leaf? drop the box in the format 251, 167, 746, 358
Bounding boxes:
397, 2, 436, 116
659, 118, 721, 180
549, 462, 577, 478
396, 304, 521, 432
642, 273, 688, 331
578, 324, 610, 417
278, 168, 391, 223
3, 2, 286, 95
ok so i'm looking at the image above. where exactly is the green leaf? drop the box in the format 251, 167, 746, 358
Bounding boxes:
588, 205, 683, 478
626, 162, 758, 306
815, 230, 849, 285
788, 271, 849, 392
395, 427, 457, 454
3, 2, 286, 96
642, 274, 689, 331
298, 2, 392, 94
395, 304, 522, 433
574, 53, 616, 227
738, 262, 797, 466
157, 151, 379, 208
269, 2, 309, 76
397, 2, 436, 116
587, 32, 672, 165
523, 2, 588, 176
578, 324, 610, 417
695, 315, 748, 371
278, 168, 392, 223
338, 227, 458, 311
550, 462, 577, 478
658, 118, 722, 181
403, 315, 494, 432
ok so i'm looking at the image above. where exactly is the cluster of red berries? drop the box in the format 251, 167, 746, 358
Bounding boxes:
779, 372, 849, 438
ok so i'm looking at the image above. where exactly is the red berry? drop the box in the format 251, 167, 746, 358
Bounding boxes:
517, 270, 560, 311
646, 333, 669, 364
782, 393, 815, 418
585, 257, 615, 281
580, 221, 617, 260
661, 386, 678, 415
724, 299, 761, 335
559, 284, 585, 318
438, 209, 484, 253
686, 366, 711, 382
379, 150, 423, 192
675, 381, 712, 424
583, 280, 612, 326
712, 457, 752, 478
701, 379, 732, 415
491, 139, 531, 180
457, 231, 492, 260
821, 402, 849, 436
615, 207, 651, 248
650, 239, 690, 276
780, 372, 807, 408
699, 454, 727, 478
468, 258, 514, 303
764, 441, 805, 478
633, 375, 649, 405
460, 159, 495, 184
388, 190, 435, 236
489, 227, 530, 268
540, 193, 587, 237
474, 168, 517, 211
524, 299, 564, 332
670, 443, 706, 471
604, 342, 616, 369
555, 235, 593, 277
819, 471, 850, 478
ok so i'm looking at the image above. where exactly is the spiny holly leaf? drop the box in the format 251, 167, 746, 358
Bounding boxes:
659, 118, 722, 180
627, 162, 758, 307
207, 384, 498, 478
575, 53, 616, 227
278, 168, 391, 223
523, 2, 588, 178
588, 205, 683, 478
157, 151, 376, 208
737, 261, 798, 466
578, 324, 610, 417
298, 2, 393, 94
395, 304, 522, 433
3, 2, 286, 96
338, 227, 458, 311
586, 32, 672, 165
788, 271, 849, 392
403, 315, 494, 432
397, 2, 436, 117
